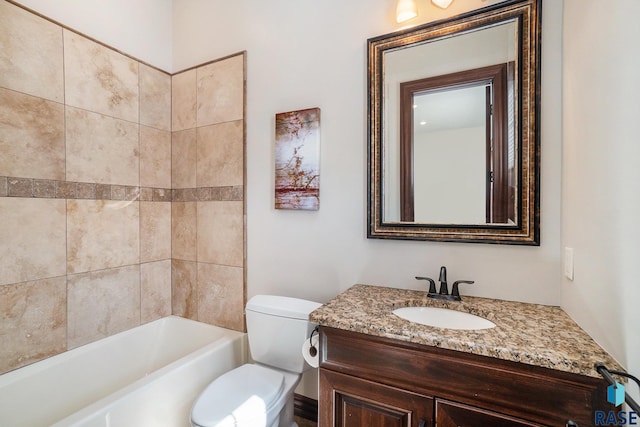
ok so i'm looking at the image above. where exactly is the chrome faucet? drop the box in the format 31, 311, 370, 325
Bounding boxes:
415, 266, 474, 301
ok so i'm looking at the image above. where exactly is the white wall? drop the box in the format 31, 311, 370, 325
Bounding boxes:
173, 0, 563, 306
10, 0, 173, 71
562, 0, 640, 392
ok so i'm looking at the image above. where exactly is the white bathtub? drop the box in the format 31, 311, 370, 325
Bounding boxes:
0, 316, 247, 427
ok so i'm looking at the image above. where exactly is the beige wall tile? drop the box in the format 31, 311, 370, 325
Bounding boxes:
197, 120, 244, 187
196, 55, 244, 127
0, 198, 66, 286
172, 128, 197, 189
140, 64, 171, 131
0, 88, 65, 180
171, 259, 197, 320
0, 1, 64, 102
66, 107, 139, 186
172, 69, 196, 131
197, 262, 244, 331
141, 260, 172, 324
64, 30, 138, 122
67, 199, 140, 274
140, 201, 171, 263
67, 265, 140, 349
0, 276, 67, 374
197, 201, 244, 267
172, 202, 197, 261
140, 126, 171, 188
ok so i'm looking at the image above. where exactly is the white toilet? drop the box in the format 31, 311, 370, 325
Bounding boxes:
190, 295, 321, 427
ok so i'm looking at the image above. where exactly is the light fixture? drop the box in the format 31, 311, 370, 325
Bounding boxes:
431, 0, 454, 9
396, 0, 418, 23
396, 0, 455, 24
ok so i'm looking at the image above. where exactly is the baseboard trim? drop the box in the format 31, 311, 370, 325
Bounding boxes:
294, 393, 318, 421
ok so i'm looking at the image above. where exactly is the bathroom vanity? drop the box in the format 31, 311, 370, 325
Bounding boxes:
310, 285, 622, 427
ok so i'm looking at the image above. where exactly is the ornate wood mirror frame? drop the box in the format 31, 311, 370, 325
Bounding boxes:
367, 0, 541, 245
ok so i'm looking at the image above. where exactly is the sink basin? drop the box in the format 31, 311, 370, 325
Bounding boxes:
392, 306, 496, 330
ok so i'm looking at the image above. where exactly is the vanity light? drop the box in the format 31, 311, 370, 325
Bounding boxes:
432, 0, 454, 8
396, 0, 455, 24
396, 0, 418, 23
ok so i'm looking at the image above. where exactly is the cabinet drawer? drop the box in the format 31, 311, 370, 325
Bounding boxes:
436, 399, 544, 427
320, 327, 610, 426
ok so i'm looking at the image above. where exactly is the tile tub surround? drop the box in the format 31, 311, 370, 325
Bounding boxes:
309, 284, 623, 377
170, 54, 247, 335
0, 0, 246, 375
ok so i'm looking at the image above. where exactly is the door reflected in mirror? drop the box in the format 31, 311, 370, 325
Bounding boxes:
397, 63, 517, 225
368, 0, 541, 244
412, 83, 489, 223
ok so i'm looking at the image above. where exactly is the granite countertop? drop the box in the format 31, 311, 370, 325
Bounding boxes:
309, 284, 623, 378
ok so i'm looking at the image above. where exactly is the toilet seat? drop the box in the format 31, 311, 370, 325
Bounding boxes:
191, 364, 285, 427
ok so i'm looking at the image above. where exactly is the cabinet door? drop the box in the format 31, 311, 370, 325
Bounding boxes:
320, 369, 433, 427
436, 399, 545, 427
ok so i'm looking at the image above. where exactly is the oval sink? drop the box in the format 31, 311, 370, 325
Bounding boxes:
392, 306, 496, 330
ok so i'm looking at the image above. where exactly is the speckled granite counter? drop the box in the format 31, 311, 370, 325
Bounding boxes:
309, 284, 622, 378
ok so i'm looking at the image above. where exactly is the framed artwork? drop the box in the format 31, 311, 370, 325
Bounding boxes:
275, 107, 320, 210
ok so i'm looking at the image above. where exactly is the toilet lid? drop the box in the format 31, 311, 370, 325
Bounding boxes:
191, 364, 285, 427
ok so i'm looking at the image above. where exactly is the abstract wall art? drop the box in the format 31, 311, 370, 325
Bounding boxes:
274, 107, 320, 210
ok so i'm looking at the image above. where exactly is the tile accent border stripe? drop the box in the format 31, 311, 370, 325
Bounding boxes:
0, 176, 242, 202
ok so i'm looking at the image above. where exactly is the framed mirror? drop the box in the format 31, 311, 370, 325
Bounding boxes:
367, 0, 541, 245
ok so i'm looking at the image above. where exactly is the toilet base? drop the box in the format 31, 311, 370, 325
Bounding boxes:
276, 387, 296, 427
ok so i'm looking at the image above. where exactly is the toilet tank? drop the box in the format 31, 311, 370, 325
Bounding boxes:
245, 295, 321, 374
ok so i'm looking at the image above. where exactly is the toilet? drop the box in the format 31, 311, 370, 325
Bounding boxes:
190, 295, 322, 427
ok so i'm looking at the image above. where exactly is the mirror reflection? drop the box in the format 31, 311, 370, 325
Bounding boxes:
384, 21, 517, 224
368, 0, 540, 244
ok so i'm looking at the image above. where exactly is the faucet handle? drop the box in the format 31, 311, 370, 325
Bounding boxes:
451, 280, 474, 300
415, 276, 437, 294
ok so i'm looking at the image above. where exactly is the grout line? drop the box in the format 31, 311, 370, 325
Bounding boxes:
138, 63, 142, 327
62, 24, 70, 351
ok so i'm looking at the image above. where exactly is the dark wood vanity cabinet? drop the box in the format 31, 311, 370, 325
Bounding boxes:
320, 369, 433, 427
318, 327, 613, 427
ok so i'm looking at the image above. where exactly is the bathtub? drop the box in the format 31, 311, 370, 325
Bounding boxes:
0, 316, 247, 427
